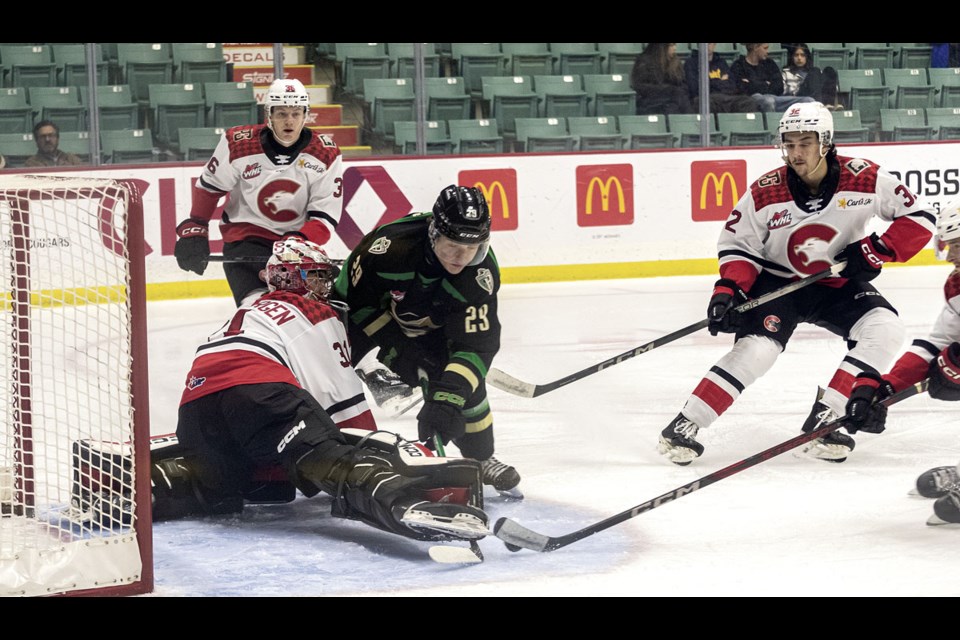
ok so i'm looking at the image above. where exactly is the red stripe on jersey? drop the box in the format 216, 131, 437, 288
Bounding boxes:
827, 368, 856, 398
879, 216, 934, 262
180, 351, 299, 406
336, 410, 377, 431
718, 260, 760, 292
886, 351, 932, 392
219, 221, 285, 243
189, 182, 224, 221
692, 377, 737, 416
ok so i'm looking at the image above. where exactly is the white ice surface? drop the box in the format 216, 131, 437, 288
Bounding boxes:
145, 265, 960, 596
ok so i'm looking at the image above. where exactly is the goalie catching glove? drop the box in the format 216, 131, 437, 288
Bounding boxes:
929, 342, 960, 402
174, 218, 210, 275
417, 377, 467, 446
844, 372, 895, 434
707, 278, 748, 336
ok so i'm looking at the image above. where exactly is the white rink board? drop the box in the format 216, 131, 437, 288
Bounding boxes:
12, 142, 959, 285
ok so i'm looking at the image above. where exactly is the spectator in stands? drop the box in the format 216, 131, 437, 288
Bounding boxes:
782, 44, 842, 111
684, 43, 758, 113
630, 43, 693, 115
25, 121, 82, 168
931, 43, 960, 68
729, 43, 815, 113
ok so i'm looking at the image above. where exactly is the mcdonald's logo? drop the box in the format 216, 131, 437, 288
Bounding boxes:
690, 160, 747, 222
576, 164, 633, 227
458, 169, 518, 231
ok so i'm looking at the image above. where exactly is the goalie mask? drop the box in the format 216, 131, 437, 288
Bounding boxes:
261, 238, 336, 300
428, 185, 491, 270
778, 101, 834, 156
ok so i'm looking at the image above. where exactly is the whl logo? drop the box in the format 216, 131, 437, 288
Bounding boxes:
242, 163, 261, 179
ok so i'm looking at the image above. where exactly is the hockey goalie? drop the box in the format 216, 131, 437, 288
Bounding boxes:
71, 239, 490, 545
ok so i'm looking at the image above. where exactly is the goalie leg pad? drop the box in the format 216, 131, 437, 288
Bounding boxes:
300, 429, 486, 541
151, 457, 243, 522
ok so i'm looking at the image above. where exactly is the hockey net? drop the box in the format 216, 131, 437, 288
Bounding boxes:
0, 175, 152, 597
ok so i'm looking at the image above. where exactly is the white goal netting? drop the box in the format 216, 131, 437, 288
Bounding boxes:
0, 175, 151, 597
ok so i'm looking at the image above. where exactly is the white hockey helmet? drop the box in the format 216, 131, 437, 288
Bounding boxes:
937, 199, 960, 243
778, 101, 834, 151
265, 79, 309, 121
261, 238, 336, 299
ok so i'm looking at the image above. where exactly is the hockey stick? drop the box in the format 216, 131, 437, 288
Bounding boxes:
494, 378, 929, 553
208, 255, 345, 265
488, 262, 847, 398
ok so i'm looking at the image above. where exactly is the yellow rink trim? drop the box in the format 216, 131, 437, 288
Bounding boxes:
1, 285, 129, 310
148, 248, 943, 301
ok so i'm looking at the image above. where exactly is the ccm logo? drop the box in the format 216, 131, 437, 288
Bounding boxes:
938, 354, 960, 381
277, 421, 306, 453
860, 241, 884, 267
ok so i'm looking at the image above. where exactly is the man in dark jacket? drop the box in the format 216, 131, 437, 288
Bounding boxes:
684, 43, 758, 113
729, 43, 814, 112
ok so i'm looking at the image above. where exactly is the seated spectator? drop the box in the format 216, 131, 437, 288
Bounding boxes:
25, 121, 82, 168
931, 43, 960, 68
729, 43, 814, 112
630, 43, 693, 115
684, 43, 758, 113
782, 43, 842, 110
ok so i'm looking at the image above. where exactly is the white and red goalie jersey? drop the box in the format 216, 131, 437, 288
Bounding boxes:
180, 290, 375, 431
886, 269, 960, 391
718, 155, 937, 291
190, 124, 343, 245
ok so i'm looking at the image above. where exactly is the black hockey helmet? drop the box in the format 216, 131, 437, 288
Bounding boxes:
428, 185, 491, 266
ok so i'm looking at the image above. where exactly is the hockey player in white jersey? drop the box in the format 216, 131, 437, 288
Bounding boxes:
174, 79, 344, 307
658, 101, 937, 466
157, 238, 489, 544
843, 201, 960, 525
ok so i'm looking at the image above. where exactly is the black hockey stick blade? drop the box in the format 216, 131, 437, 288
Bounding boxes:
208, 255, 345, 265
494, 378, 927, 552
487, 262, 847, 398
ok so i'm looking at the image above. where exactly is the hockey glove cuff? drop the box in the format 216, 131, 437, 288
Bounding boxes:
844, 372, 895, 434
174, 218, 210, 275
835, 233, 894, 282
707, 278, 748, 336
929, 342, 960, 402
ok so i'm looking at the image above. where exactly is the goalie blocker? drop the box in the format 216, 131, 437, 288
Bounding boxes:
71, 429, 484, 541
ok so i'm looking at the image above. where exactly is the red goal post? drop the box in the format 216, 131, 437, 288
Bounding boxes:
0, 175, 152, 596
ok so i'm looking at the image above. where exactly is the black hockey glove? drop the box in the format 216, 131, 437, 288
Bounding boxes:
174, 218, 210, 275
844, 372, 895, 434
928, 342, 960, 402
834, 233, 894, 282
707, 278, 748, 336
417, 379, 467, 447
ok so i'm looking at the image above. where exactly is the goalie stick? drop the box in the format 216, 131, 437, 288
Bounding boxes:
488, 262, 847, 398
494, 378, 928, 553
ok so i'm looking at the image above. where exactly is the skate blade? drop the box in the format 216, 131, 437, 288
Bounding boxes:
401, 509, 491, 540
492, 486, 524, 501
428, 542, 484, 564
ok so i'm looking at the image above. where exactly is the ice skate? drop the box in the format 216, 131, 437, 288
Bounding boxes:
927, 490, 960, 527
357, 367, 423, 416
912, 465, 960, 498
396, 500, 490, 540
657, 413, 704, 466
798, 391, 854, 463
479, 456, 523, 499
